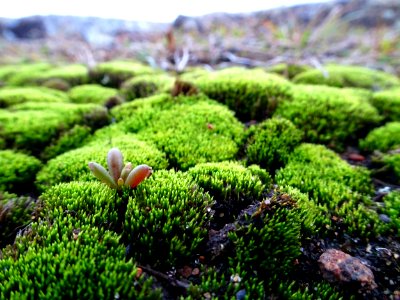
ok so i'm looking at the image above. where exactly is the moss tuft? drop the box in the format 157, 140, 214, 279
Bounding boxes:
274, 84, 381, 151
124, 170, 212, 268
267, 63, 311, 79
0, 86, 68, 108
68, 84, 120, 105
0, 63, 53, 85
370, 88, 400, 121
121, 73, 175, 100
360, 122, 400, 153
293, 64, 400, 90
90, 60, 155, 87
276, 143, 384, 237
35, 134, 168, 192
191, 68, 293, 121
0, 150, 42, 193
381, 191, 400, 234
245, 117, 303, 172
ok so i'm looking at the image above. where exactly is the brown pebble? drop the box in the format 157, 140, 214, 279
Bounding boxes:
203, 292, 211, 299
180, 265, 192, 278
348, 153, 365, 161
135, 267, 143, 279
199, 255, 206, 263
192, 268, 200, 276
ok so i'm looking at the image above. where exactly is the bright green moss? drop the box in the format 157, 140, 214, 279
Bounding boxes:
90, 60, 155, 87
136, 100, 245, 170
0, 102, 108, 154
267, 63, 311, 79
191, 68, 293, 121
245, 117, 303, 173
0, 86, 68, 108
121, 73, 175, 100
360, 122, 400, 152
41, 125, 92, 161
124, 170, 212, 269
188, 161, 269, 205
381, 191, 400, 233
0, 150, 42, 193
370, 88, 400, 121
0, 63, 52, 84
36, 134, 168, 192
0, 221, 161, 300
277, 281, 347, 300
293, 64, 400, 90
36, 64, 89, 86
382, 153, 400, 184
0, 193, 35, 248
68, 84, 120, 105
276, 144, 384, 237
274, 84, 381, 151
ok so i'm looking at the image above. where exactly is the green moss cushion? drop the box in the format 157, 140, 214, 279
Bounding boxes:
381, 191, 400, 234
90, 60, 155, 87
68, 84, 119, 105
267, 63, 311, 79
370, 88, 400, 121
274, 84, 381, 151
293, 65, 400, 90
360, 122, 400, 152
0, 87, 68, 108
191, 68, 293, 121
0, 150, 42, 193
276, 143, 384, 237
36, 134, 168, 192
0, 63, 52, 85
245, 117, 303, 172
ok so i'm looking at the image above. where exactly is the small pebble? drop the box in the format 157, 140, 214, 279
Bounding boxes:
236, 289, 246, 300
348, 153, 365, 161
192, 268, 200, 276
379, 214, 391, 223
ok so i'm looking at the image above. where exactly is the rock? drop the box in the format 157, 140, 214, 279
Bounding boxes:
318, 249, 377, 290
9, 17, 46, 39
348, 153, 365, 161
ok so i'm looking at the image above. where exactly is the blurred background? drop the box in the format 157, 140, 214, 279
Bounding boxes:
0, 0, 399, 74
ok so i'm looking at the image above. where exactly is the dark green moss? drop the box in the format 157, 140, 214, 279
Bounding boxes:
293, 65, 400, 90
191, 68, 293, 121
276, 143, 384, 237
274, 84, 381, 151
0, 150, 42, 193
245, 117, 303, 173
381, 191, 400, 234
35, 134, 168, 192
124, 170, 213, 269
360, 122, 400, 153
121, 73, 175, 100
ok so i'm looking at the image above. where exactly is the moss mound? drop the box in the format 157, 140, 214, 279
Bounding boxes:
0, 63, 53, 85
276, 143, 384, 237
381, 153, 400, 184
121, 73, 175, 100
90, 60, 155, 87
0, 102, 108, 155
274, 84, 381, 150
381, 191, 400, 234
0, 86, 68, 108
0, 150, 42, 193
245, 117, 303, 172
124, 170, 213, 269
36, 134, 168, 192
191, 68, 293, 121
293, 64, 400, 90
370, 88, 400, 121
360, 122, 400, 153
68, 84, 120, 105
267, 63, 311, 79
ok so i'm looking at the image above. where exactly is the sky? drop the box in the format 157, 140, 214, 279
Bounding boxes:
1, 0, 333, 23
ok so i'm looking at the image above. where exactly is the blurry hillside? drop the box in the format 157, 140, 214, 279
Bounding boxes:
0, 0, 399, 74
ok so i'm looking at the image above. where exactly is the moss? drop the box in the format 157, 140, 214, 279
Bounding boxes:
0, 102, 109, 155
360, 122, 400, 153
0, 150, 42, 193
90, 60, 155, 87
35, 134, 168, 192
267, 63, 311, 79
0, 86, 68, 108
36, 64, 89, 86
245, 117, 303, 173
381, 153, 400, 184
41, 125, 92, 161
68, 84, 120, 105
0, 193, 35, 248
0, 63, 52, 84
275, 143, 384, 237
381, 191, 400, 234
370, 88, 400, 121
135, 100, 245, 170
274, 84, 381, 151
0, 221, 161, 299
124, 170, 213, 269
191, 68, 293, 121
293, 64, 400, 90
121, 73, 175, 100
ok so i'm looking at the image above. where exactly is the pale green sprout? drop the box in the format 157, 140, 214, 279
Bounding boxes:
88, 148, 152, 189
